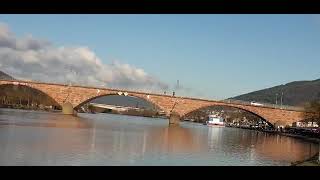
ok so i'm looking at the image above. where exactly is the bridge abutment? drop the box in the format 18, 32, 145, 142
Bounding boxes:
169, 112, 181, 126
62, 102, 77, 116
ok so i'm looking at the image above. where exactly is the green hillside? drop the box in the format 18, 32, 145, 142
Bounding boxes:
230, 79, 320, 106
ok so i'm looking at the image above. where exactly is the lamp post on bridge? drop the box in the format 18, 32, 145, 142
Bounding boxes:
173, 79, 179, 97
64, 66, 71, 86
64, 66, 78, 86
280, 92, 283, 109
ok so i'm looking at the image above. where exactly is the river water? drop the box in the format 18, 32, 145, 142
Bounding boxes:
0, 108, 318, 166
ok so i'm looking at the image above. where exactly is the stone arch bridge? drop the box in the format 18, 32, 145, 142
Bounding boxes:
0, 80, 308, 126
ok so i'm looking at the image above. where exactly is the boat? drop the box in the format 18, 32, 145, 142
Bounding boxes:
206, 114, 225, 127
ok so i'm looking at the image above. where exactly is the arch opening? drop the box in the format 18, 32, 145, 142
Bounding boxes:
182, 105, 275, 129
0, 84, 61, 111
75, 94, 167, 118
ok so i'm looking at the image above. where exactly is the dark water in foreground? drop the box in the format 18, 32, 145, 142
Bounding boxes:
0, 108, 318, 166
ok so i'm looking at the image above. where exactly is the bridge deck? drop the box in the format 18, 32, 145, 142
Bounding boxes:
0, 79, 305, 112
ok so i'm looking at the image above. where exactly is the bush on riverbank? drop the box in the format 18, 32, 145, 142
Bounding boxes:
304, 100, 320, 125
0, 104, 60, 112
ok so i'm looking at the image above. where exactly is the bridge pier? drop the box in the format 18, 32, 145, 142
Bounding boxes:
169, 112, 181, 126
62, 102, 77, 116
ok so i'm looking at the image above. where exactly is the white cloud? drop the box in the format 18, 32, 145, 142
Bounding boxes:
0, 22, 169, 93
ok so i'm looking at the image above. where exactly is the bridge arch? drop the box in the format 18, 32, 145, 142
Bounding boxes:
0, 80, 306, 126
73, 92, 167, 114
181, 104, 274, 127
0, 83, 61, 109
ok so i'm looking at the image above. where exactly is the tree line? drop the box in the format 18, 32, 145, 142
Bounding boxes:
304, 100, 320, 124
0, 85, 60, 109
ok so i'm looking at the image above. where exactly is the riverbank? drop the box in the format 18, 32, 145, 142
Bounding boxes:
225, 125, 320, 144
291, 153, 320, 166
278, 132, 320, 144
0, 105, 61, 114
0, 104, 60, 111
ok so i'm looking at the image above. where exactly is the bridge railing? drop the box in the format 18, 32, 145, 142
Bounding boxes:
221, 99, 305, 111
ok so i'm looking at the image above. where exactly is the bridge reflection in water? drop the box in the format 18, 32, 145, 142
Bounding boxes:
0, 109, 318, 165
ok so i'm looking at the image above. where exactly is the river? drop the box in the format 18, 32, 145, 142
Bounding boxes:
0, 108, 318, 166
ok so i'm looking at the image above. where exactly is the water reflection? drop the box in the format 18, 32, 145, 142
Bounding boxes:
146, 126, 206, 153
0, 109, 93, 129
0, 108, 318, 166
205, 127, 318, 164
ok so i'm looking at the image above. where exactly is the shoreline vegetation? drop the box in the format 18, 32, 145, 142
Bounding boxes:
0, 104, 60, 112
0, 104, 167, 118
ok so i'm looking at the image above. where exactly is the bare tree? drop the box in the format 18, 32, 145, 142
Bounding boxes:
306, 100, 320, 163
304, 100, 320, 124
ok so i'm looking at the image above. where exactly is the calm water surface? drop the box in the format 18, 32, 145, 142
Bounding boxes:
0, 108, 318, 166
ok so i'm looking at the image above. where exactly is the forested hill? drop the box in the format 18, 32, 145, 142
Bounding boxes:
230, 79, 320, 107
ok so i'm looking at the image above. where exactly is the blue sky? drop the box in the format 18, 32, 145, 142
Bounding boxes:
1, 14, 320, 100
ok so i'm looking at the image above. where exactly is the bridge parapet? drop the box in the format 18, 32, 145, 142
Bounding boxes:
221, 99, 305, 111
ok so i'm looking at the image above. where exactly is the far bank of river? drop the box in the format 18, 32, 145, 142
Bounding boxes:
0, 104, 60, 112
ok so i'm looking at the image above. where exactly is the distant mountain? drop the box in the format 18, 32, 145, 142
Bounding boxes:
230, 79, 320, 107
0, 71, 14, 80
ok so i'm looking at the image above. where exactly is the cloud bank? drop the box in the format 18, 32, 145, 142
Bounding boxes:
0, 23, 169, 92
